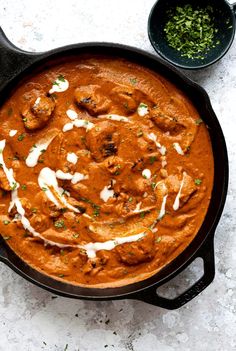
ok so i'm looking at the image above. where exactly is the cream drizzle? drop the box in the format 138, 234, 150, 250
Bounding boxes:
55, 170, 88, 185
9, 130, 17, 137
148, 133, 166, 156
49, 78, 69, 94
173, 172, 187, 211
173, 142, 184, 155
98, 114, 130, 122
38, 167, 81, 213
66, 152, 78, 164
33, 97, 41, 107
137, 103, 149, 117
83, 232, 145, 258
0, 140, 147, 258
100, 186, 114, 202
158, 194, 168, 220
11, 185, 146, 257
26, 133, 56, 168
142, 168, 151, 179
62, 119, 94, 133
66, 109, 78, 120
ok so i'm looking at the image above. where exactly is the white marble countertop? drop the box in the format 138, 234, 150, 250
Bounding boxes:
0, 0, 235, 350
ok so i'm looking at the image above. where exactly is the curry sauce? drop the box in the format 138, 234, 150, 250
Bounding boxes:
0, 56, 214, 287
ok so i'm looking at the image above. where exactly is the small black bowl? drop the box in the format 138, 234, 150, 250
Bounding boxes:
148, 0, 236, 69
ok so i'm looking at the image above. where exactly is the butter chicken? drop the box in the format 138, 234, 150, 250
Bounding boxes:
0, 56, 214, 287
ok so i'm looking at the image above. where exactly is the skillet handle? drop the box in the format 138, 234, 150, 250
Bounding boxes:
134, 236, 215, 309
0, 27, 41, 90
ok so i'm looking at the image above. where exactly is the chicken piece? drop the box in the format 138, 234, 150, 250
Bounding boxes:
111, 85, 138, 114
155, 173, 197, 212
86, 121, 120, 161
0, 169, 11, 191
121, 177, 150, 196
30, 213, 51, 232
21, 95, 55, 130
74, 85, 111, 116
34, 192, 61, 218
115, 228, 155, 265
101, 155, 124, 174
150, 95, 197, 151
82, 254, 108, 276
9, 197, 33, 218
165, 173, 197, 205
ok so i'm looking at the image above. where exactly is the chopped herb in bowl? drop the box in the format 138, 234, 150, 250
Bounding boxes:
164, 5, 220, 59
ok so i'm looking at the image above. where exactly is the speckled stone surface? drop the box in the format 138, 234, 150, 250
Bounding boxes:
0, 1, 235, 350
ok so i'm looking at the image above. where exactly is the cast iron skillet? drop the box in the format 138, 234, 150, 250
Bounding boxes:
0, 27, 229, 309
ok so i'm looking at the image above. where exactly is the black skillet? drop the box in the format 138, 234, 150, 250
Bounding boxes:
0, 28, 228, 309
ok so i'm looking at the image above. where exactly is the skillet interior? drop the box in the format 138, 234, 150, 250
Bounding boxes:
0, 43, 228, 300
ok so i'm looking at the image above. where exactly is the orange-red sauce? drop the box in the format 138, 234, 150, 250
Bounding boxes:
0, 56, 214, 287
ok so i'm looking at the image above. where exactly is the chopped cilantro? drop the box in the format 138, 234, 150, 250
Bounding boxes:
3, 220, 10, 225
58, 274, 65, 278
150, 156, 157, 165
18, 133, 25, 141
93, 208, 100, 217
10, 182, 17, 191
54, 220, 66, 229
41, 187, 48, 192
130, 78, 137, 85
195, 178, 202, 185
128, 197, 133, 202
138, 102, 148, 111
58, 74, 66, 82
21, 184, 27, 190
156, 236, 162, 243
73, 233, 79, 239
164, 5, 220, 59
195, 118, 203, 125
31, 208, 37, 213
137, 130, 143, 137
151, 182, 156, 190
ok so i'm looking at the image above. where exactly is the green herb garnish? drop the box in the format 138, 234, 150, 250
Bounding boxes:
10, 182, 17, 190
151, 182, 156, 190
58, 74, 65, 82
41, 187, 48, 192
54, 219, 66, 229
164, 5, 220, 59
130, 78, 137, 85
18, 133, 25, 141
21, 184, 27, 190
195, 118, 203, 125
195, 178, 202, 185
150, 156, 157, 165
3, 220, 10, 225
137, 130, 143, 137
